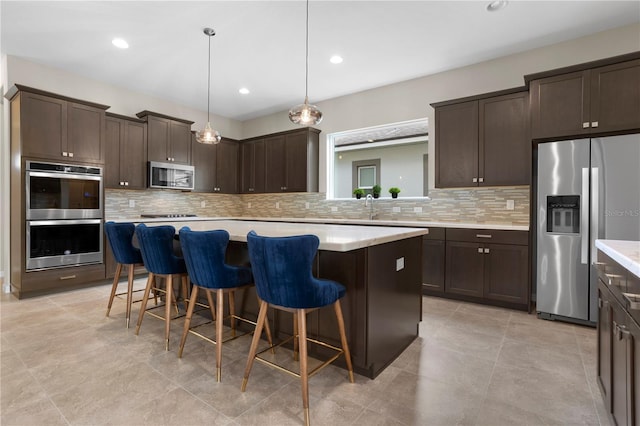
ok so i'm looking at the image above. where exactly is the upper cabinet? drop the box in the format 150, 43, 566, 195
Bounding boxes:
244, 127, 320, 194
433, 89, 530, 188
105, 113, 147, 190
191, 134, 239, 193
10, 85, 108, 164
528, 55, 640, 140
136, 111, 193, 165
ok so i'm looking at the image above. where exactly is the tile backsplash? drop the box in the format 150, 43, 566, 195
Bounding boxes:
106, 186, 529, 226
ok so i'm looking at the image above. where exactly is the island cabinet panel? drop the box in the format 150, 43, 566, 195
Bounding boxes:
434, 89, 530, 188
138, 111, 193, 165
19, 90, 107, 164
529, 57, 640, 140
105, 114, 147, 189
240, 139, 266, 193
422, 228, 445, 294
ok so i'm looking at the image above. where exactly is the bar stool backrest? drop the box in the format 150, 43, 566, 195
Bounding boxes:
104, 222, 142, 265
135, 224, 184, 275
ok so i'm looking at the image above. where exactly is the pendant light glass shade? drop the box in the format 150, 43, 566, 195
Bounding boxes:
289, 0, 323, 126
196, 27, 222, 144
289, 96, 323, 125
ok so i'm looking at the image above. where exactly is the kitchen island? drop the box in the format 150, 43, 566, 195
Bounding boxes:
127, 219, 428, 379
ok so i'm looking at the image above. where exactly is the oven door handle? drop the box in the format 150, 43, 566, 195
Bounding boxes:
28, 219, 102, 226
27, 171, 102, 181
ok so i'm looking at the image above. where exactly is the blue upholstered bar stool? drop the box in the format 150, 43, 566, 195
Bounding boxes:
242, 231, 354, 426
104, 222, 146, 328
134, 223, 189, 351
178, 227, 273, 382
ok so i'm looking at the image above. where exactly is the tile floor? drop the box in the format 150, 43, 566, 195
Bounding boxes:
1, 281, 611, 426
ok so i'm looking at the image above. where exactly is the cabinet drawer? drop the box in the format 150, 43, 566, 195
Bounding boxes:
22, 263, 106, 294
446, 228, 528, 245
423, 227, 445, 240
596, 251, 628, 292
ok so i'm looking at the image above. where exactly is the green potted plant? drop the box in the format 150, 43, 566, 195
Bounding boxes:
372, 184, 382, 199
353, 188, 365, 199
389, 187, 401, 199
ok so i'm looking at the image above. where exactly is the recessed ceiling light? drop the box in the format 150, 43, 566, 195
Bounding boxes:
486, 1, 508, 12
112, 38, 129, 49
239, 87, 250, 95
330, 55, 343, 64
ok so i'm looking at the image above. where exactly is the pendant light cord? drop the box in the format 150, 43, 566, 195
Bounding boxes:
207, 31, 211, 122
305, 0, 309, 100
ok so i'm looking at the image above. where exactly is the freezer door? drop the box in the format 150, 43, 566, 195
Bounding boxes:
537, 139, 591, 321
590, 135, 640, 321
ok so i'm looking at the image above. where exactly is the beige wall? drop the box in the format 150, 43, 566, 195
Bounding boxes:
242, 23, 640, 193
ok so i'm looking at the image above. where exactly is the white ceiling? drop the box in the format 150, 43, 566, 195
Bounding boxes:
2, 1, 639, 122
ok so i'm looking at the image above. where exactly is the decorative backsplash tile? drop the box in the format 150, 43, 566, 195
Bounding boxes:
106, 186, 530, 226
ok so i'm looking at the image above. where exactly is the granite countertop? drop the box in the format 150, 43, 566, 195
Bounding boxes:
595, 239, 640, 278
111, 216, 529, 231
121, 219, 428, 252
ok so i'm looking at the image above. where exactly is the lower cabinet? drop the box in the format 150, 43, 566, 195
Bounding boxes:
424, 227, 529, 310
597, 251, 640, 426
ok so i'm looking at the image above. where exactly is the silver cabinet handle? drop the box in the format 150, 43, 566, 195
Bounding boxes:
125, 182, 129, 186
582, 122, 590, 128
478, 177, 484, 183
477, 248, 483, 253
69, 152, 74, 157
472, 178, 478, 183
476, 234, 492, 239
62, 151, 68, 157
59, 275, 77, 280
623, 293, 640, 310
591, 121, 598, 128
484, 248, 490, 254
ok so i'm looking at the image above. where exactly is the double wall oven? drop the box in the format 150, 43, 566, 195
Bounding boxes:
25, 161, 104, 270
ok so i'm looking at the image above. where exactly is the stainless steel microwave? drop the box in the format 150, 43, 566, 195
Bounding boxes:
148, 161, 195, 191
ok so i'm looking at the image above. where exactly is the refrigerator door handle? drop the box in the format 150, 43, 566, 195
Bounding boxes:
581, 167, 589, 264
591, 167, 599, 265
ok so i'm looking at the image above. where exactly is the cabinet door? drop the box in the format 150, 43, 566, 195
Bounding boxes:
612, 301, 630, 426
191, 134, 216, 192
445, 241, 484, 297
121, 121, 147, 190
215, 140, 239, 193
435, 100, 478, 188
67, 102, 105, 163
169, 121, 192, 165
104, 117, 123, 188
284, 131, 308, 192
630, 313, 639, 426
422, 238, 445, 294
265, 135, 286, 192
21, 92, 67, 159
240, 141, 254, 193
147, 116, 170, 163
530, 71, 591, 140
479, 92, 530, 186
597, 285, 613, 412
483, 243, 528, 304
591, 59, 640, 133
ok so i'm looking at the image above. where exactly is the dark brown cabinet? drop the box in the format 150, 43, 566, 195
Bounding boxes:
433, 89, 529, 188
422, 228, 445, 294
105, 114, 147, 190
529, 57, 640, 140
444, 228, 529, 308
191, 136, 239, 193
263, 128, 320, 193
17, 87, 107, 164
240, 139, 266, 193
137, 111, 193, 165
597, 285, 613, 413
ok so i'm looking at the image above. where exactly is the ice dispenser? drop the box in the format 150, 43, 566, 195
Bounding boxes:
547, 195, 580, 234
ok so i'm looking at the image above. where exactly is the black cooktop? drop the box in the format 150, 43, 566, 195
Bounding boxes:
140, 214, 197, 218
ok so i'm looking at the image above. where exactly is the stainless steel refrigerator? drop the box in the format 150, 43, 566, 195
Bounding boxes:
536, 134, 640, 324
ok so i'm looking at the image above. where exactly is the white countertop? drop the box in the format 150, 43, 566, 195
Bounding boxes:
123, 219, 428, 252
116, 216, 528, 231
595, 240, 640, 279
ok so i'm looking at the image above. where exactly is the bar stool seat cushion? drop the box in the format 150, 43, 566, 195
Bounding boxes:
247, 231, 345, 309
136, 224, 186, 275
179, 227, 252, 288
105, 222, 143, 265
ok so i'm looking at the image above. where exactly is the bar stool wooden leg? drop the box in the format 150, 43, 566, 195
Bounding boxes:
293, 314, 299, 361
256, 296, 275, 353
135, 273, 155, 335
298, 309, 310, 426
125, 265, 136, 328
334, 301, 355, 383
181, 275, 189, 311
205, 291, 216, 321
216, 288, 224, 382
178, 285, 199, 358
242, 300, 268, 392
229, 290, 236, 337
165, 274, 173, 351
106, 263, 123, 317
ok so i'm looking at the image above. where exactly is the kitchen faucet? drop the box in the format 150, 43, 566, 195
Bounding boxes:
365, 194, 376, 220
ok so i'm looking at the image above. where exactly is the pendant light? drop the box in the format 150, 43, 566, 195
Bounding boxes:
196, 27, 222, 144
288, 0, 323, 125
